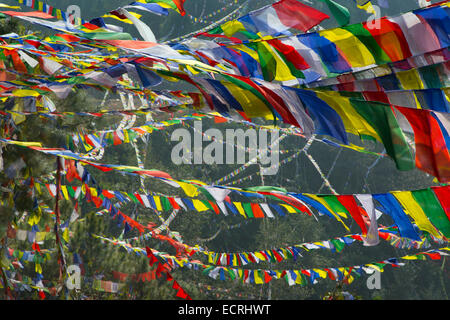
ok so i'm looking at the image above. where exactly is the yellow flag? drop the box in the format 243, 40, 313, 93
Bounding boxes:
366, 264, 384, 272
0, 4, 20, 8
313, 268, 328, 279
357, 2, 376, 14
307, 194, 350, 231
36, 232, 47, 242
294, 271, 304, 284
253, 252, 267, 262
222, 82, 273, 119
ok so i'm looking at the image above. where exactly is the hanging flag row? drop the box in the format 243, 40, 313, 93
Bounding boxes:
196, 2, 448, 83
94, 235, 450, 287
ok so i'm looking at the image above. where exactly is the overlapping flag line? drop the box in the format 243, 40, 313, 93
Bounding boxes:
2, 269, 126, 296
148, 73, 450, 182
131, 226, 448, 267
11, 0, 187, 22
68, 113, 205, 151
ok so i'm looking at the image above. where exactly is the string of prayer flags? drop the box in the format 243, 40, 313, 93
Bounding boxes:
207, 0, 329, 38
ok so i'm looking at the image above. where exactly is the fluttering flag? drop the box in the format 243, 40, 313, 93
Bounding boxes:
103, 10, 143, 24
143, 0, 186, 16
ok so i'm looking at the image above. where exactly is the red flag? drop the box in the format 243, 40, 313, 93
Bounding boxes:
173, 0, 186, 16
363, 18, 412, 61
134, 193, 146, 208
0, 11, 54, 19
267, 38, 310, 70
271, 250, 283, 263
155, 263, 166, 277
260, 192, 312, 215
431, 186, 450, 221
208, 201, 220, 214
